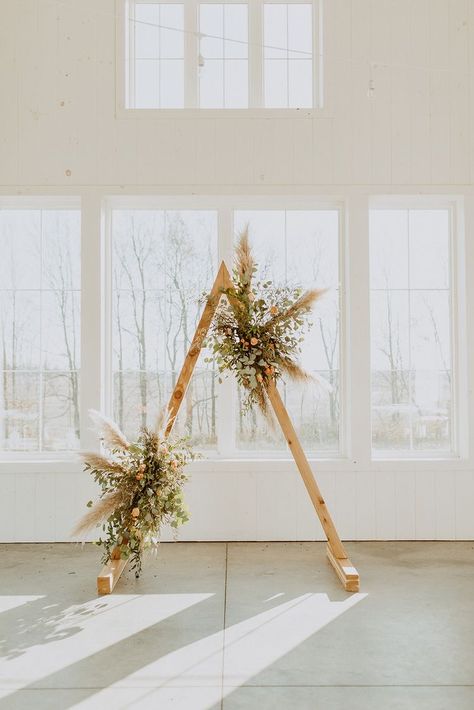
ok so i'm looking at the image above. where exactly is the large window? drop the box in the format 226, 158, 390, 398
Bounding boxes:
233, 210, 340, 453
124, 0, 319, 110
0, 206, 81, 452
109, 202, 340, 457
111, 209, 218, 446
370, 208, 455, 455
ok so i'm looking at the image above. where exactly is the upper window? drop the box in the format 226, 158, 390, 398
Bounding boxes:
370, 208, 455, 455
0, 205, 81, 452
124, 0, 319, 110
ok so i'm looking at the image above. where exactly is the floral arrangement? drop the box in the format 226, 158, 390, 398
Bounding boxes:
72, 411, 197, 577
206, 229, 324, 420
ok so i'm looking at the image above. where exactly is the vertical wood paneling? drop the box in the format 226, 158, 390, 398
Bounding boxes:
312, 119, 334, 184
375, 471, 396, 538
334, 471, 356, 539
415, 470, 436, 539
0, 475, 16, 542
454, 470, 474, 539
256, 472, 296, 540
34, 473, 56, 541
355, 471, 376, 539
430, 71, 451, 184
14, 474, 36, 542
395, 471, 416, 539
434, 470, 456, 539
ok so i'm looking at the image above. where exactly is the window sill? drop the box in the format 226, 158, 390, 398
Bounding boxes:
0, 455, 471, 475
116, 106, 331, 120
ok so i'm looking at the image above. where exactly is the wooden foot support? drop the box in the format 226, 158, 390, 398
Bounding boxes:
326, 544, 360, 592
97, 549, 128, 595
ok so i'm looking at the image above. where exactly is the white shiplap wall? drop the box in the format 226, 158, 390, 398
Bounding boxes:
0, 0, 473, 542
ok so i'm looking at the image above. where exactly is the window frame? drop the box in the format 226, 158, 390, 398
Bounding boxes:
0, 196, 82, 463
117, 0, 324, 117
0, 192, 469, 474
368, 195, 468, 461
103, 194, 346, 460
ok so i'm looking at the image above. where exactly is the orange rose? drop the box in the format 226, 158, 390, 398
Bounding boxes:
270, 306, 278, 315
136, 472, 144, 480
131, 507, 140, 518
250, 337, 259, 346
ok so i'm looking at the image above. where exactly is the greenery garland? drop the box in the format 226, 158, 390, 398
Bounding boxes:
73, 411, 197, 577
206, 230, 324, 421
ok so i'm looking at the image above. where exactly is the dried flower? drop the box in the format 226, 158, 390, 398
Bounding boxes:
207, 230, 322, 422
72, 414, 199, 578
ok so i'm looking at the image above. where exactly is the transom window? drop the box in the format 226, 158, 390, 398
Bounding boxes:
124, 0, 320, 110
370, 208, 455, 455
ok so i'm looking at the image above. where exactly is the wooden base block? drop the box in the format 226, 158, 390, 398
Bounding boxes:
97, 556, 128, 595
326, 544, 360, 592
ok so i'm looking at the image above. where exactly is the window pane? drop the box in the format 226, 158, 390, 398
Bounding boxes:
264, 60, 288, 108
134, 4, 160, 58
43, 372, 80, 451
160, 4, 184, 58
133, 3, 184, 108
200, 60, 224, 108
0, 372, 39, 451
263, 3, 313, 108
0, 207, 81, 453
0, 211, 41, 289
135, 59, 160, 108
112, 210, 218, 448
370, 208, 453, 454
199, 4, 248, 108
233, 209, 341, 454
160, 60, 184, 108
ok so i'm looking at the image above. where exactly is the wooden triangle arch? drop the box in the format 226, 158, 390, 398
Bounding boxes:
97, 262, 360, 594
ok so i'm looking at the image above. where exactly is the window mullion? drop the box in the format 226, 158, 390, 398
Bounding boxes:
346, 195, 371, 465
215, 204, 235, 456
249, 0, 263, 108
185, 0, 198, 107
80, 194, 103, 452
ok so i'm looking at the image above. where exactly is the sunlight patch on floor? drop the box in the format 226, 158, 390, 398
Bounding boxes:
0, 596, 44, 614
0, 594, 213, 701
70, 592, 367, 710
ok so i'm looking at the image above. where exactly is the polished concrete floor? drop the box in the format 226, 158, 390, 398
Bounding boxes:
0, 541, 473, 709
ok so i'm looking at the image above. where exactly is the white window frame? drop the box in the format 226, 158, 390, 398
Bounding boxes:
368, 196, 468, 461
117, 0, 324, 117
0, 191, 469, 478
103, 194, 346, 460
0, 196, 83, 463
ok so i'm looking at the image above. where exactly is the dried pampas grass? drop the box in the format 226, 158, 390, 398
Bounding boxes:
80, 452, 126, 476
71, 491, 126, 538
89, 409, 130, 451
235, 227, 255, 289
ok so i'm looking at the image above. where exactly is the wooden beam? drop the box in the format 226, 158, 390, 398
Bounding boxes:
326, 544, 360, 593
266, 381, 360, 591
165, 261, 228, 436
97, 549, 128, 595
96, 262, 229, 594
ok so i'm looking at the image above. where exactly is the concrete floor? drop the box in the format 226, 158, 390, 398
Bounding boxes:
0, 542, 474, 710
